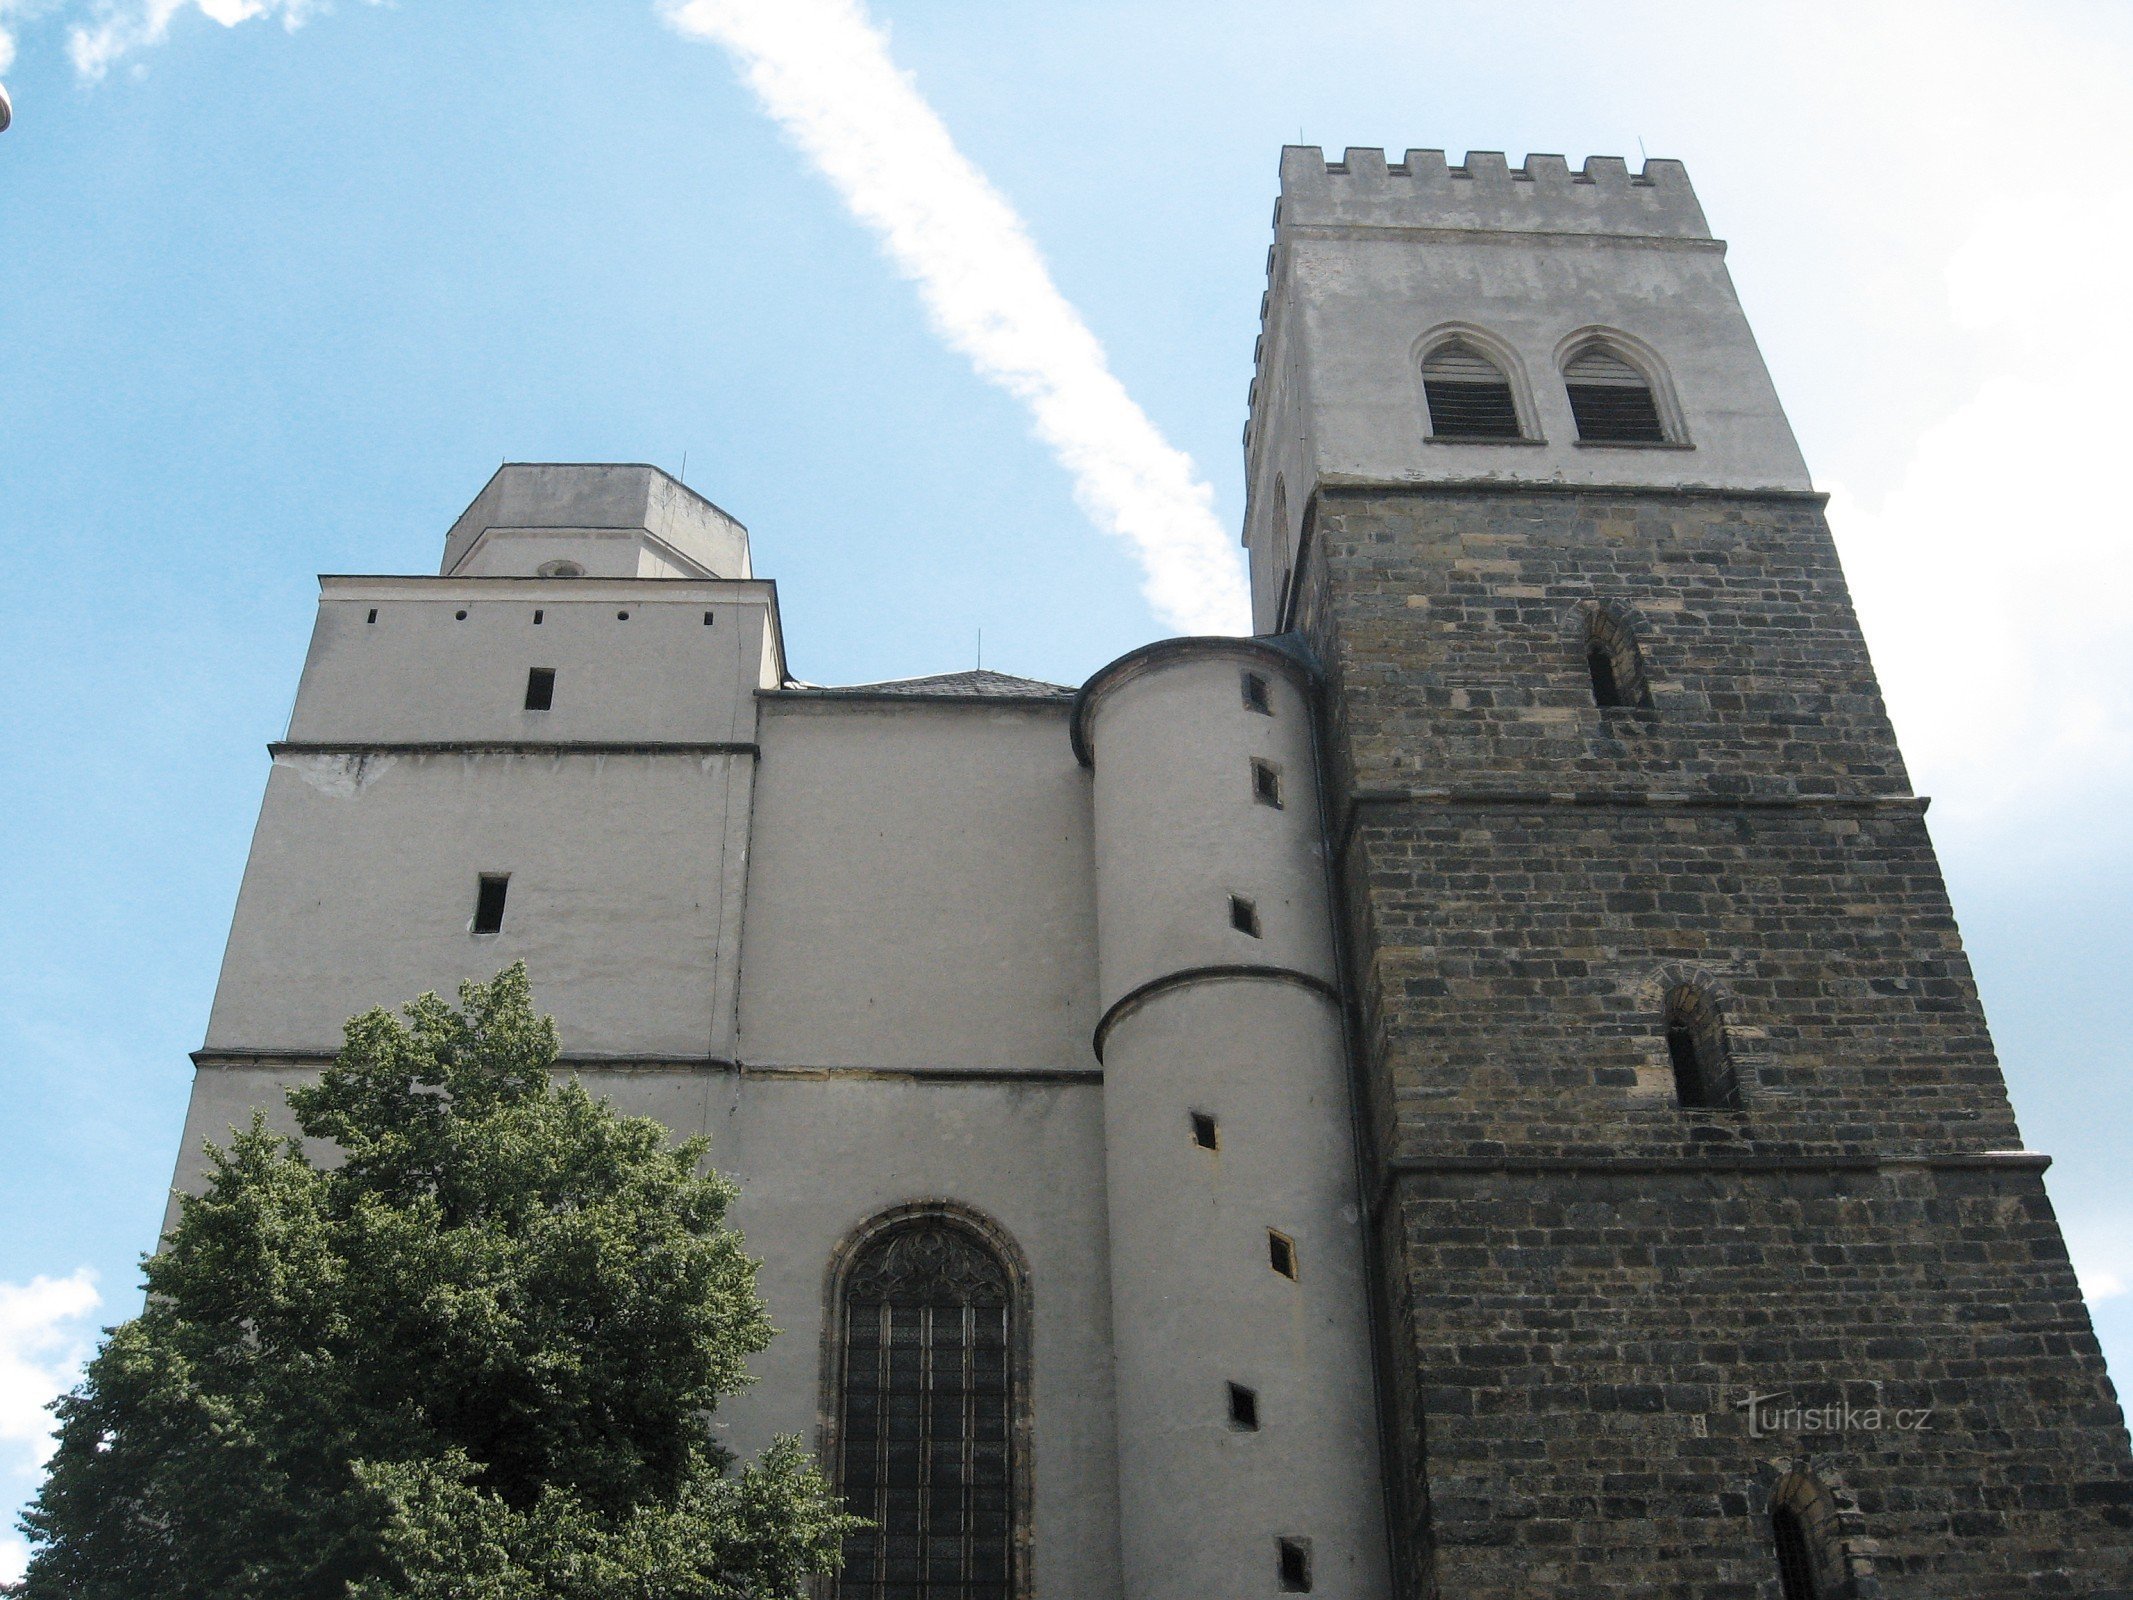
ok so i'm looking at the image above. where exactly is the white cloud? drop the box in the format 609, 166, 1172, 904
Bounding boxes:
0, 1270, 100, 1483
659, 0, 1250, 636
0, 0, 62, 74
1825, 188, 2133, 841
64, 0, 336, 81
0, 1269, 101, 1581
2064, 1212, 2133, 1305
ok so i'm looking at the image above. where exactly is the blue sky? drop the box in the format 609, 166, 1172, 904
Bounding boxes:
3, 0, 2131, 1569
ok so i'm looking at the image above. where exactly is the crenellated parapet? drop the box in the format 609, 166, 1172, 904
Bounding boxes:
1276, 146, 1708, 238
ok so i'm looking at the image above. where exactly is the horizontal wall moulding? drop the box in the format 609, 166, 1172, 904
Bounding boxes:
192, 1050, 1100, 1086
1348, 788, 1928, 813
1093, 963, 1341, 1062
1311, 478, 1831, 506
1381, 1150, 2052, 1178
268, 741, 761, 758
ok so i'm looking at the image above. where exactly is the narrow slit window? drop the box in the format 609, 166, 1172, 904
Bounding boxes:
1230, 895, 1262, 938
524, 668, 556, 711
1251, 759, 1284, 809
1242, 670, 1272, 715
1267, 1229, 1298, 1280
1564, 347, 1667, 443
1773, 1505, 1820, 1600
1585, 607, 1653, 710
366, 608, 378, 624
532, 609, 544, 625
472, 874, 510, 935
703, 611, 716, 626
1227, 1382, 1259, 1430
1422, 341, 1522, 440
1277, 1537, 1312, 1593
1190, 1111, 1219, 1151
1664, 983, 1742, 1111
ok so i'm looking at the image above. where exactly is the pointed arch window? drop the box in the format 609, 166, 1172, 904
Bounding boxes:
1664, 982, 1741, 1111
834, 1218, 1020, 1600
1422, 342, 1524, 440
1585, 606, 1653, 710
1564, 346, 1668, 443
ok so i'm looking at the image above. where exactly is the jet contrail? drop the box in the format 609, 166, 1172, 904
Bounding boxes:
660, 0, 1251, 636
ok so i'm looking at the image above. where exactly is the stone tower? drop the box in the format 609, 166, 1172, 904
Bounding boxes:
1243, 147, 2133, 1595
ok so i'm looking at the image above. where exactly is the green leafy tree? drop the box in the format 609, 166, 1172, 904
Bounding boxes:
14, 965, 855, 1599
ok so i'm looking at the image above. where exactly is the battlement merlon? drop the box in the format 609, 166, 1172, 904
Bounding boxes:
1276, 147, 1711, 240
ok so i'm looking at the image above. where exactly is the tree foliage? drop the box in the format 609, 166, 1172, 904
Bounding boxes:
14, 965, 854, 1599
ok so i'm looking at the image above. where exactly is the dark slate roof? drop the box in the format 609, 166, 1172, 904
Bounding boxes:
781, 668, 1076, 701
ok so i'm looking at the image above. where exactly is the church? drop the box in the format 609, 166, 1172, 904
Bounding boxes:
171, 148, 2133, 1597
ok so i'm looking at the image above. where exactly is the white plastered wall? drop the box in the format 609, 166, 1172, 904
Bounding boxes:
1081, 644, 1389, 1600
738, 699, 1099, 1073
204, 749, 746, 1057
166, 1063, 1126, 1600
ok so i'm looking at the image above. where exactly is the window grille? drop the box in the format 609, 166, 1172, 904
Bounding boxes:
1422, 343, 1523, 439
837, 1223, 1015, 1600
1564, 347, 1667, 443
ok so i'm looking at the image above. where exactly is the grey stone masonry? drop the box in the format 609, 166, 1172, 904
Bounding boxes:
1296, 484, 2133, 1597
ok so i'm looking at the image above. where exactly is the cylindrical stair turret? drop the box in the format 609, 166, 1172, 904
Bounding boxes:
1075, 637, 1389, 1600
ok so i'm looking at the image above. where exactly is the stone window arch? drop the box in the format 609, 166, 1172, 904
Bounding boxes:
822, 1205, 1033, 1600
1417, 327, 1533, 441
1769, 1466, 1862, 1598
1664, 979, 1741, 1111
1583, 602, 1654, 710
1555, 329, 1687, 445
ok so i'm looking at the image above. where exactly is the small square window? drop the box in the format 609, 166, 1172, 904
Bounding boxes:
1190, 1111, 1219, 1151
524, 668, 556, 711
472, 874, 510, 935
1228, 1382, 1259, 1430
1267, 1229, 1298, 1280
1230, 896, 1262, 938
1242, 671, 1272, 714
1277, 1537, 1312, 1593
1251, 759, 1283, 809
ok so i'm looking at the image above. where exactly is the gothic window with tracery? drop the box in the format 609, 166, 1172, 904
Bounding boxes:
836, 1221, 1015, 1600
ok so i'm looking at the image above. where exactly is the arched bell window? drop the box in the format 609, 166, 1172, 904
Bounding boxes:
1773, 1502, 1821, 1599
832, 1213, 1026, 1600
1664, 981, 1742, 1111
1769, 1467, 1855, 1599
1422, 341, 1524, 440
1585, 605, 1653, 710
1563, 345, 1668, 443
